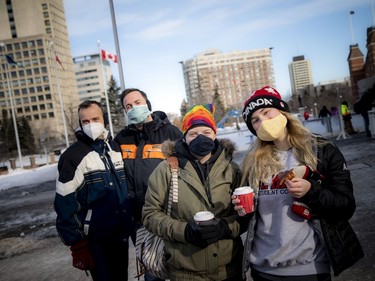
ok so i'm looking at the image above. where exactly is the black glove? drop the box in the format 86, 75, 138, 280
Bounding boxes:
184, 219, 232, 248
216, 219, 232, 240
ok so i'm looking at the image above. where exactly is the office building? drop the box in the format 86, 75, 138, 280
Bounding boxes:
288, 55, 314, 96
180, 48, 275, 110
0, 0, 79, 149
73, 53, 112, 102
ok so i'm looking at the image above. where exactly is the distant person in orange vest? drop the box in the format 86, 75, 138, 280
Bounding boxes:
340, 101, 355, 134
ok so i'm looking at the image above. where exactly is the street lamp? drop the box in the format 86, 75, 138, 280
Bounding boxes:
336, 88, 349, 140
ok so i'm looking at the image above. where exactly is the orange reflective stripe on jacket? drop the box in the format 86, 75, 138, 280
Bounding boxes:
120, 144, 165, 159
142, 144, 164, 159
120, 144, 137, 159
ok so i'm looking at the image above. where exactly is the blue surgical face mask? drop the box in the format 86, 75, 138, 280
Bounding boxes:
127, 105, 151, 125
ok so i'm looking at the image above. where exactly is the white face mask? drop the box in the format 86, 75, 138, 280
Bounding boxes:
82, 122, 106, 140
257, 113, 287, 141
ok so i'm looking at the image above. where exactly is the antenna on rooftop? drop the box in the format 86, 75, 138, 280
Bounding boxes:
349, 11, 355, 45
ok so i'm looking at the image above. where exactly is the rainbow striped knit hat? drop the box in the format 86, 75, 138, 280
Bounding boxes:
181, 104, 216, 134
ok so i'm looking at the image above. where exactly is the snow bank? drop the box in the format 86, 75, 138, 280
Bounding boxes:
0, 124, 253, 191
0, 164, 57, 191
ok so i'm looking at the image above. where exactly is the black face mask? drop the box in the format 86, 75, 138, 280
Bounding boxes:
188, 134, 215, 157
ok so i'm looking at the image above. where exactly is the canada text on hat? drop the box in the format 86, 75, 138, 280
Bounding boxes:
181, 104, 216, 134
242, 86, 289, 121
242, 86, 289, 135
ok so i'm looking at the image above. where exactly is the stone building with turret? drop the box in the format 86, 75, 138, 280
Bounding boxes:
348, 26, 375, 101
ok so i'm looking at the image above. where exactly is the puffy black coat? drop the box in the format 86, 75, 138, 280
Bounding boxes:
113, 112, 182, 223
306, 142, 364, 276
242, 140, 364, 277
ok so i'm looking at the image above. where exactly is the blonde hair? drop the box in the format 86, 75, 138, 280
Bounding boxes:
241, 111, 326, 188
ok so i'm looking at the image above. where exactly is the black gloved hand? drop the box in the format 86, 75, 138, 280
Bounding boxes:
184, 219, 232, 248
216, 219, 232, 240
184, 221, 216, 248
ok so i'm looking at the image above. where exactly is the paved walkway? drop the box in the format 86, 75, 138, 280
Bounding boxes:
329, 132, 375, 281
1, 132, 373, 281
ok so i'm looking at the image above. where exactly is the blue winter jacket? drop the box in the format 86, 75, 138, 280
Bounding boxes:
54, 130, 133, 246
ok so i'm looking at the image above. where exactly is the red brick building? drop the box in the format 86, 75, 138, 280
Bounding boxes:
348, 26, 375, 102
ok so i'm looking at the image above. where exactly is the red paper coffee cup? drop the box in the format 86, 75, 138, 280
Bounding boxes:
233, 187, 255, 214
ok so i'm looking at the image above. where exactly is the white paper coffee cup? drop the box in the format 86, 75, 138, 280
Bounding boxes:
194, 211, 216, 225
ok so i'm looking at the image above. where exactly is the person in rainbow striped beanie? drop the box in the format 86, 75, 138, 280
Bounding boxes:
181, 104, 216, 135
180, 104, 217, 159
143, 104, 246, 280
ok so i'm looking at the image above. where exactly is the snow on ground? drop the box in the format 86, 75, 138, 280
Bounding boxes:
0, 164, 58, 191
216, 122, 253, 151
0, 116, 365, 192
0, 123, 252, 191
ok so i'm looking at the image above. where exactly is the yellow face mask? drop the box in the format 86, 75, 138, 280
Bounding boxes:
257, 113, 287, 141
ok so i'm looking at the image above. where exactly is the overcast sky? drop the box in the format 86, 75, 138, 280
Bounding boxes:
64, 0, 373, 115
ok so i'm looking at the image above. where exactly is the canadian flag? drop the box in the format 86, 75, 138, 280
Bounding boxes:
101, 49, 118, 63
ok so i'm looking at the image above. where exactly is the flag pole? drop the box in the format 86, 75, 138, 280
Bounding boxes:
336, 88, 349, 140
108, 0, 128, 126
97, 41, 114, 137
50, 42, 69, 149
0, 43, 23, 169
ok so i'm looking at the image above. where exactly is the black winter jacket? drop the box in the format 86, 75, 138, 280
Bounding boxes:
242, 140, 364, 277
306, 141, 364, 276
113, 112, 182, 223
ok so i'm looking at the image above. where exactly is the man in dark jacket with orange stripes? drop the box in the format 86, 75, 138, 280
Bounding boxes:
114, 88, 182, 281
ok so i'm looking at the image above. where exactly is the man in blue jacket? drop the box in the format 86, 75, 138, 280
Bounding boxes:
54, 100, 133, 281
